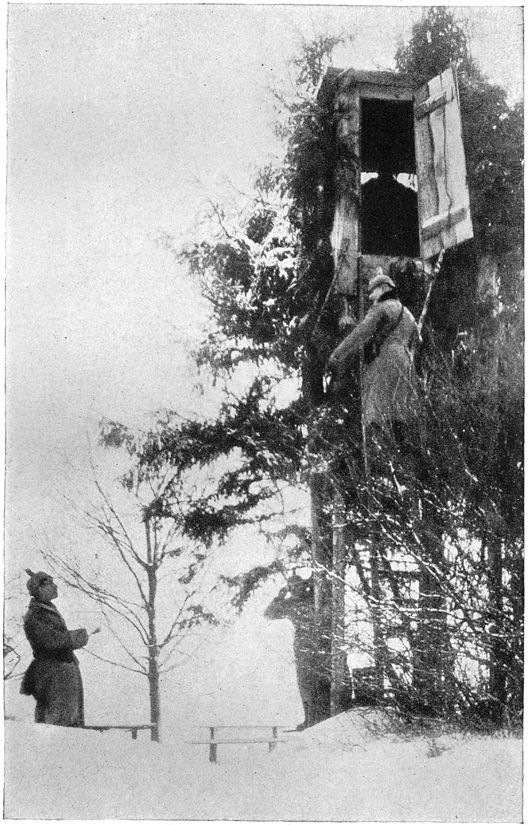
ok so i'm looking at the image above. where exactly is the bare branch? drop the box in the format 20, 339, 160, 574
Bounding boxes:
82, 648, 147, 676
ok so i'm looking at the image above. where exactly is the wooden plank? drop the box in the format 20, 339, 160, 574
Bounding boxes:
428, 71, 456, 251
83, 724, 154, 731
421, 206, 469, 240
414, 82, 439, 258
83, 724, 156, 741
414, 66, 473, 259
188, 738, 288, 745
320, 69, 413, 104
414, 89, 452, 120
198, 724, 287, 730
188, 738, 289, 765
331, 86, 360, 295
358, 84, 414, 102
442, 70, 473, 249
331, 202, 358, 294
337, 68, 414, 88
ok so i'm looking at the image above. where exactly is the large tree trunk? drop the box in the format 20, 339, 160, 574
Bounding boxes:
488, 536, 507, 721
478, 255, 508, 721
412, 502, 453, 715
368, 542, 385, 700
330, 491, 349, 714
309, 472, 334, 722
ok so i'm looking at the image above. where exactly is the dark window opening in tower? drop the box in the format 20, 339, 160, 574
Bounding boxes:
360, 98, 420, 257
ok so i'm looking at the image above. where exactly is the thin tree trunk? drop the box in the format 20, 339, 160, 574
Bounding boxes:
145, 519, 161, 742
331, 490, 348, 715
309, 473, 333, 612
368, 543, 385, 700
488, 536, 506, 721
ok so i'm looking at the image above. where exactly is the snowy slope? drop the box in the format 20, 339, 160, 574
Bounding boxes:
4, 711, 522, 821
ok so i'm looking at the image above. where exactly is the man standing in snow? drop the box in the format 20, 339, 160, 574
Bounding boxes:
329, 271, 419, 447
264, 573, 352, 728
20, 569, 91, 726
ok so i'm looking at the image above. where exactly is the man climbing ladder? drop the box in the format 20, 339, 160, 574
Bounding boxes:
328, 270, 420, 448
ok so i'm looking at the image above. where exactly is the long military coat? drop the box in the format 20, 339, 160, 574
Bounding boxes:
329, 294, 419, 430
265, 575, 352, 728
20, 598, 87, 726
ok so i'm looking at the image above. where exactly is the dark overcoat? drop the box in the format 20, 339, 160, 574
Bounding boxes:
265, 575, 351, 728
20, 598, 87, 726
329, 294, 419, 430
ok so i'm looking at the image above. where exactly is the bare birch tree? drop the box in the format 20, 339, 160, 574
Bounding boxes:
42, 422, 219, 741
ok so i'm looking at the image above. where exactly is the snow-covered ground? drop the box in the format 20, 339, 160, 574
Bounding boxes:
4, 710, 522, 821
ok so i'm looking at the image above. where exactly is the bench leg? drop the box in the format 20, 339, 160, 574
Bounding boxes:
209, 743, 218, 764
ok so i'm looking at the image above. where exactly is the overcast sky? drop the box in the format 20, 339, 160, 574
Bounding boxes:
5, 3, 524, 724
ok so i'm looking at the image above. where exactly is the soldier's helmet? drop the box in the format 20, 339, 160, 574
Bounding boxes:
367, 271, 396, 294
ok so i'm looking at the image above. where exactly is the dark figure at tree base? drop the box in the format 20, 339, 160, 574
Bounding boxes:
20, 570, 89, 726
265, 573, 352, 730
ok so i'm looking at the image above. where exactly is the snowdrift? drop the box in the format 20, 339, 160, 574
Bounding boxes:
4, 710, 522, 821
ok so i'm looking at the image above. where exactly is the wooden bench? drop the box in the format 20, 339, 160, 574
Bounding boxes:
83, 724, 157, 741
188, 724, 289, 763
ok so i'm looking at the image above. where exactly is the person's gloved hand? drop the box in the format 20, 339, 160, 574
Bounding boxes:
70, 628, 89, 648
